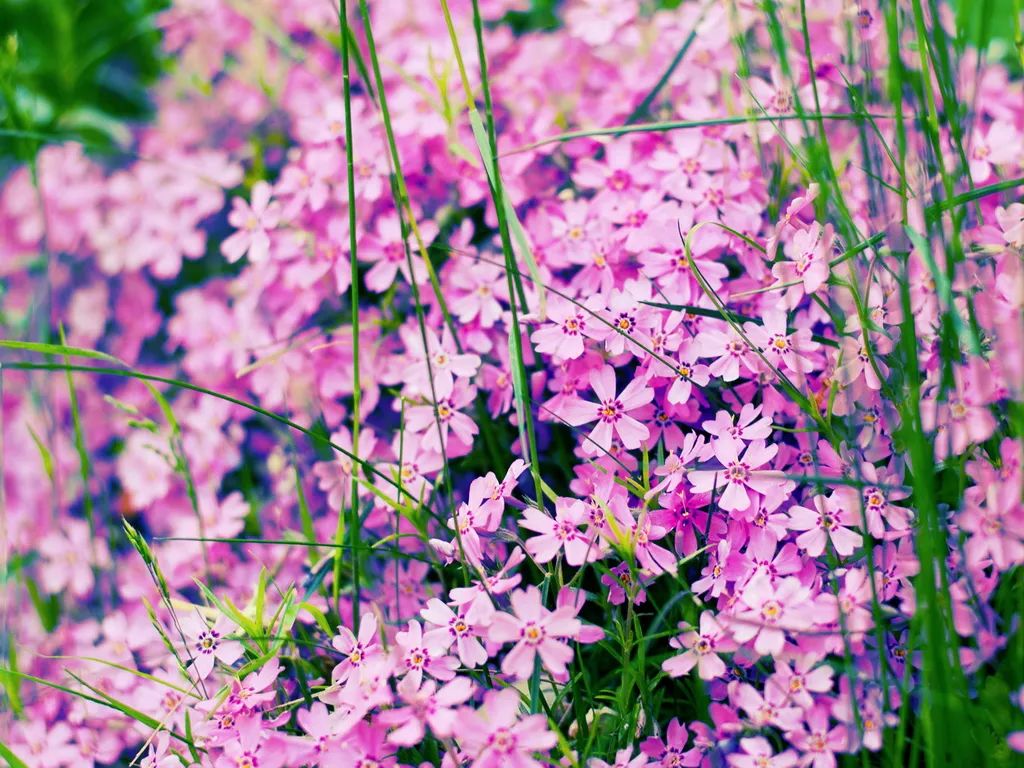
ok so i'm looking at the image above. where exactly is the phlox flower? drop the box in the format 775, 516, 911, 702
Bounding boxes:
703, 403, 773, 443
960, 481, 1024, 571
572, 139, 653, 206
744, 310, 820, 374
449, 259, 507, 327
449, 549, 526, 608
784, 705, 849, 768
394, 619, 459, 688
731, 681, 803, 731
639, 718, 691, 767
724, 534, 803, 586
689, 437, 781, 513
555, 364, 654, 454
731, 573, 817, 656
531, 295, 608, 361
698, 326, 759, 381
488, 586, 581, 680
588, 747, 648, 768
520, 497, 601, 566
458, 688, 557, 768
225, 659, 281, 712
601, 561, 652, 606
772, 222, 832, 303
968, 120, 1021, 181
405, 380, 479, 454
421, 596, 494, 668
920, 360, 997, 460
213, 715, 286, 768
294, 702, 355, 766
665, 341, 712, 405
766, 656, 835, 710
996, 203, 1024, 247
727, 737, 798, 768
221, 181, 280, 263
837, 334, 891, 392
38, 519, 110, 598
312, 427, 378, 511
786, 495, 863, 558
138, 733, 180, 768
378, 675, 475, 746
402, 326, 482, 401
185, 614, 242, 679
360, 213, 435, 292
662, 612, 736, 680
332, 613, 380, 686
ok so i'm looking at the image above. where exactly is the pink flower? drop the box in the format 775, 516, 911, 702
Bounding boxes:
640, 718, 691, 766
786, 495, 863, 557
458, 688, 557, 768
698, 326, 759, 382
185, 614, 243, 679
744, 310, 820, 374
772, 222, 832, 298
295, 702, 354, 765
766, 656, 835, 710
405, 380, 479, 454
378, 675, 475, 746
520, 497, 600, 566
332, 613, 381, 685
689, 437, 781, 513
588, 747, 648, 768
662, 612, 736, 680
421, 596, 494, 668
531, 295, 608, 360
221, 181, 280, 263
488, 586, 581, 680
225, 659, 281, 712
214, 715, 286, 768
727, 737, 798, 768
394, 619, 459, 688
731, 573, 816, 656
666, 342, 712, 405
555, 364, 654, 454
38, 519, 110, 597
785, 705, 848, 768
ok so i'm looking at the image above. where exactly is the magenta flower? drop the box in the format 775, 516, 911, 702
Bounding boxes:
332, 613, 380, 686
405, 380, 479, 454
395, 619, 459, 689
221, 181, 280, 263
785, 705, 849, 768
666, 342, 712, 405
378, 675, 474, 746
520, 497, 600, 566
531, 295, 608, 361
488, 586, 581, 680
689, 437, 782, 513
556, 364, 654, 453
772, 222, 832, 296
421, 596, 494, 668
731, 573, 816, 656
458, 688, 557, 768
786, 495, 863, 557
727, 737, 798, 768
185, 614, 242, 679
588, 747, 649, 768
639, 718, 691, 766
662, 612, 736, 680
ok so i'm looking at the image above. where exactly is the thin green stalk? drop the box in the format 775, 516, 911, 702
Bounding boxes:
332, 0, 362, 629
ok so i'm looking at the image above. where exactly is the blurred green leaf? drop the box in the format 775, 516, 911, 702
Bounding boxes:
0, 0, 168, 161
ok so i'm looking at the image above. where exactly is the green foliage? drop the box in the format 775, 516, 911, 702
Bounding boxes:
0, 0, 168, 162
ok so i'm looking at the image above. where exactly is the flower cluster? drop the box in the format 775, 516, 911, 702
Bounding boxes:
2, 0, 1024, 767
